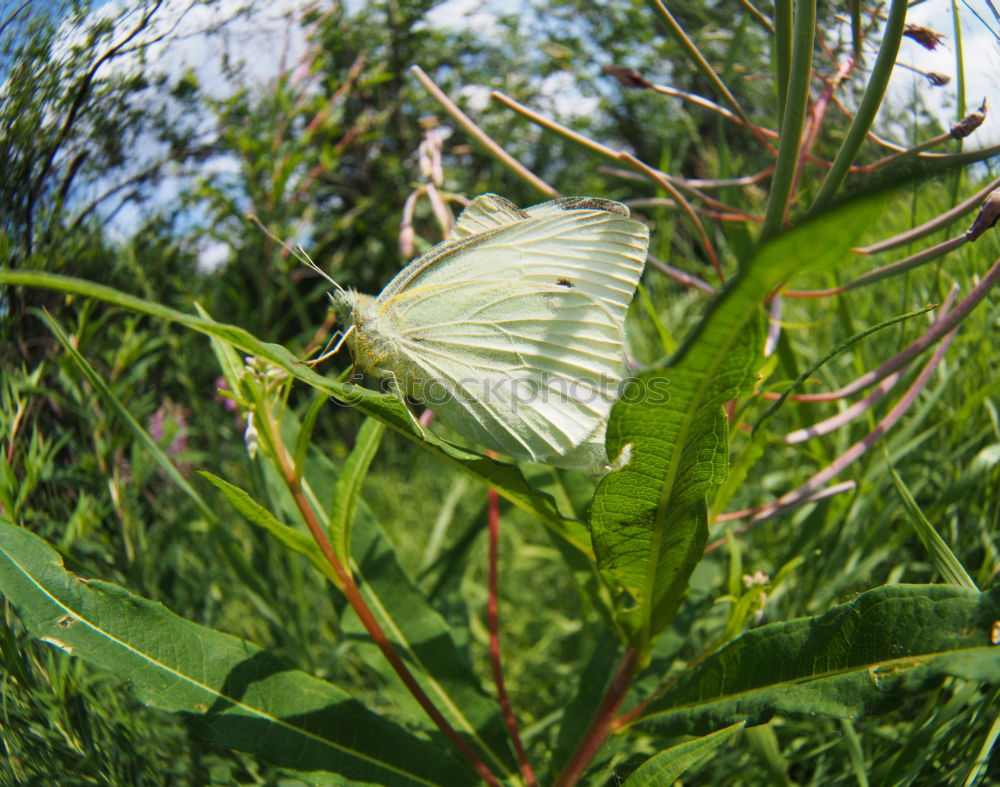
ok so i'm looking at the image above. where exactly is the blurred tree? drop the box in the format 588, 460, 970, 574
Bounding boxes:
0, 0, 216, 361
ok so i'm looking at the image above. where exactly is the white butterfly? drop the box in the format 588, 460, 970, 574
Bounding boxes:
329, 193, 649, 473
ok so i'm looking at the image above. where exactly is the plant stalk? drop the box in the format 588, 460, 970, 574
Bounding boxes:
486, 487, 537, 786
553, 648, 639, 787
269, 414, 503, 787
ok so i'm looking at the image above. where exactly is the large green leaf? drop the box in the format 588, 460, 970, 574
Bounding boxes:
1, 271, 587, 552
0, 521, 477, 786
590, 194, 880, 653
636, 584, 1000, 737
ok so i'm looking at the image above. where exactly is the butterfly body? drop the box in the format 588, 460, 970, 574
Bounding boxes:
331, 194, 649, 472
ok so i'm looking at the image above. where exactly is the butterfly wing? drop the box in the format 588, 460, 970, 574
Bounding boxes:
370, 198, 649, 471
442, 193, 634, 243
380, 196, 647, 329
444, 193, 529, 240
387, 280, 624, 467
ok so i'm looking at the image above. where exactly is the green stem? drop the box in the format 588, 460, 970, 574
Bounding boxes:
760, 0, 814, 240
772, 0, 792, 122
810, 0, 908, 213
951, 0, 966, 125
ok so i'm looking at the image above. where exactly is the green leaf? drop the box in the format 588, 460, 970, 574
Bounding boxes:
1, 271, 583, 550
295, 393, 330, 482
0, 522, 477, 786
636, 584, 1000, 737
329, 417, 385, 562
591, 194, 881, 654
623, 721, 744, 786
197, 471, 339, 586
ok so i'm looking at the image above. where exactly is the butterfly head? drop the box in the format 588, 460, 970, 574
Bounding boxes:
328, 289, 392, 374
331, 287, 379, 339
329, 288, 366, 326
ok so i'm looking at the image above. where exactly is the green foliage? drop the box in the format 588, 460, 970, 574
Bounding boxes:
0, 522, 478, 786
639, 584, 1000, 735
593, 194, 879, 653
2, 0, 1000, 785
622, 721, 744, 786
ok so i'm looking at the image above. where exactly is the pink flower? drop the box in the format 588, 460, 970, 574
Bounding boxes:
149, 402, 189, 456
214, 376, 239, 412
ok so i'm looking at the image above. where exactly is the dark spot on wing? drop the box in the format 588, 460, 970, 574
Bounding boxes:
556, 278, 573, 288
557, 197, 630, 216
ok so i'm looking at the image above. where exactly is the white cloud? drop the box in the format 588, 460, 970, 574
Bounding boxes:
42, 0, 316, 242
422, 0, 504, 34
457, 83, 491, 112
538, 70, 600, 120
196, 236, 231, 271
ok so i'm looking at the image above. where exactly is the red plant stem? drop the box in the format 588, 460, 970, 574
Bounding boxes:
274, 442, 502, 786
612, 628, 728, 730
781, 286, 958, 444
784, 235, 969, 298
647, 252, 716, 294
784, 255, 1000, 403
779, 285, 847, 299
783, 334, 959, 500
856, 173, 1000, 254
706, 481, 857, 543
620, 152, 725, 283
707, 322, 959, 550
486, 487, 537, 787
553, 648, 639, 787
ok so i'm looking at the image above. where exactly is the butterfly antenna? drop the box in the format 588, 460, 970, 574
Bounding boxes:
247, 214, 344, 293
296, 243, 345, 294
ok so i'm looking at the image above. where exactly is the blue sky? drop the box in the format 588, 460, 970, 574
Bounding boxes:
10, 0, 1000, 266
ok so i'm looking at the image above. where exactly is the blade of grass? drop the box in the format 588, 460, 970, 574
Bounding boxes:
622, 722, 745, 785
753, 304, 937, 433
885, 454, 979, 590
329, 417, 385, 563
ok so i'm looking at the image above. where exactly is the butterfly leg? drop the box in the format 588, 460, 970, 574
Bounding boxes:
375, 369, 427, 440
307, 324, 356, 366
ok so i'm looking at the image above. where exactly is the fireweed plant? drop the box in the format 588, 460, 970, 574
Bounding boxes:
3, 1, 1000, 785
